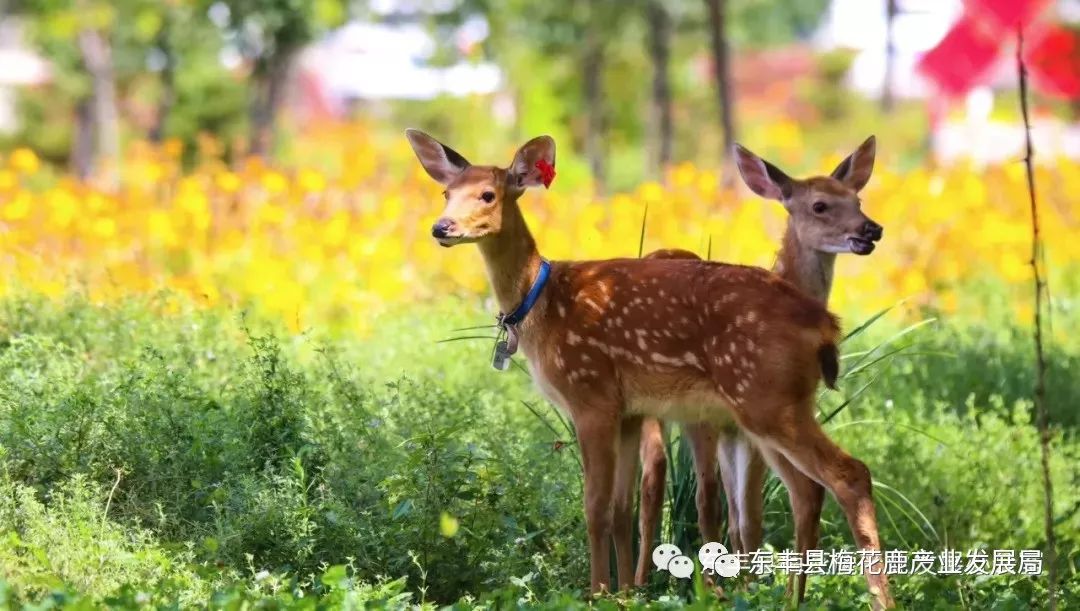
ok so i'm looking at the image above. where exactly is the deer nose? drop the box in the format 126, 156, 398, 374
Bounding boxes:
862, 220, 883, 241
432, 218, 457, 239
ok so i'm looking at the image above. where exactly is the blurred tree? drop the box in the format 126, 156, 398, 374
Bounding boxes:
158, 2, 248, 160
149, 3, 177, 143
581, 0, 608, 191
646, 0, 672, 177
704, 0, 735, 159
13, 0, 170, 180
457, 0, 634, 193
401, 0, 828, 186
883, 0, 898, 112
11, 0, 241, 171
727, 0, 829, 48
74, 0, 118, 181
209, 0, 347, 156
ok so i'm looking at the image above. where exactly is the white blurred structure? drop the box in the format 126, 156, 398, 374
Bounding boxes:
0, 20, 52, 133
815, 0, 965, 99
298, 10, 501, 105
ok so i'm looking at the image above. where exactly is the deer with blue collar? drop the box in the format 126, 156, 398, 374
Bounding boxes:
405, 129, 893, 609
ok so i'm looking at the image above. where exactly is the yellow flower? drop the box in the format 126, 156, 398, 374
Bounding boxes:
92, 218, 117, 239
9, 148, 40, 174
297, 168, 327, 193
216, 171, 241, 193
2, 192, 31, 221
439, 512, 460, 538
262, 171, 289, 194
0, 170, 17, 191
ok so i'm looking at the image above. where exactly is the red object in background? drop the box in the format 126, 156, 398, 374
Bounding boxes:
1025, 24, 1080, 99
535, 159, 556, 189
916, 15, 1001, 98
965, 0, 1050, 32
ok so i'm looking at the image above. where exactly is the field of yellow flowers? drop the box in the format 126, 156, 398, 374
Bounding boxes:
1, 122, 1076, 336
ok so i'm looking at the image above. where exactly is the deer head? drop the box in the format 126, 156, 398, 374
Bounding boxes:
405, 129, 555, 248
735, 136, 882, 255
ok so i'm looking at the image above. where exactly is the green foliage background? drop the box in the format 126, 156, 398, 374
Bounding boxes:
0, 292, 1076, 608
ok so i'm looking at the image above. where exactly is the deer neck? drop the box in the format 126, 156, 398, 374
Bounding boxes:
774, 223, 835, 304
476, 199, 545, 316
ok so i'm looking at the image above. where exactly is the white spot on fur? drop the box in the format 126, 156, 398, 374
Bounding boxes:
650, 352, 685, 367
683, 351, 704, 370
586, 337, 610, 355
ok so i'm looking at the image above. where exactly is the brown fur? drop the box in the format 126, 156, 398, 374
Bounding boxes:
632, 138, 890, 608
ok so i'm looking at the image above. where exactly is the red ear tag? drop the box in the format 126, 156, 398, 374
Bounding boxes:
535, 159, 556, 189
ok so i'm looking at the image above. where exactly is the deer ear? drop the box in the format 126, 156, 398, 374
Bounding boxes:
734, 144, 792, 201
509, 136, 556, 190
405, 129, 470, 185
830, 135, 876, 191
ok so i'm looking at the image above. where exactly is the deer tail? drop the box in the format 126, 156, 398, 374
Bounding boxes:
817, 342, 839, 390
817, 313, 841, 390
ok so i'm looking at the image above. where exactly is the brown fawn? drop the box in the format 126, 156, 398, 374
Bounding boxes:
405, 129, 893, 609
631, 137, 883, 603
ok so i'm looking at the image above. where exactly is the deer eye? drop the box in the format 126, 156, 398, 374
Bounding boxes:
481, 191, 496, 203
812, 201, 828, 214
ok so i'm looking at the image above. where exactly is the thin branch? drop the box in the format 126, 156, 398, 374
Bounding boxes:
1017, 29, 1057, 611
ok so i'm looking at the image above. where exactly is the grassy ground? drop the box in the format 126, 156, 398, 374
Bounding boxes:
0, 291, 1077, 609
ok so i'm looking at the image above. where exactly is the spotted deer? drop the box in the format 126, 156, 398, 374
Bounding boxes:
405, 129, 893, 609
631, 137, 883, 602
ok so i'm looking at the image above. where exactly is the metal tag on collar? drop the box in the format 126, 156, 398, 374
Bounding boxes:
492, 339, 512, 371
492, 319, 519, 372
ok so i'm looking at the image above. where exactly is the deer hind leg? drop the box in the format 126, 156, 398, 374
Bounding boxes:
685, 423, 722, 545
734, 435, 767, 554
750, 405, 894, 610
612, 416, 643, 590
760, 446, 825, 604
716, 431, 743, 552
575, 409, 621, 595
635, 417, 667, 586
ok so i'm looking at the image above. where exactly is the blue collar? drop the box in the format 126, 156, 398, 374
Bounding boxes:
500, 259, 551, 326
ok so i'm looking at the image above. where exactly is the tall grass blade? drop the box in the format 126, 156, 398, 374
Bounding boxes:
448, 324, 499, 332
840, 303, 899, 343
436, 335, 497, 344
638, 203, 649, 258
845, 318, 936, 372
873, 481, 941, 545
830, 419, 950, 447
818, 370, 883, 423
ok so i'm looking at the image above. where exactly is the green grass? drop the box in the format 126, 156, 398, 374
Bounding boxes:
0, 291, 1077, 609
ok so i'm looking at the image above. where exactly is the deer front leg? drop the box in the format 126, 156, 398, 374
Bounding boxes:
635, 418, 666, 586
685, 423, 722, 544
576, 410, 620, 595
612, 417, 643, 590
760, 446, 825, 604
